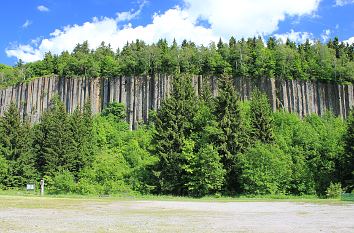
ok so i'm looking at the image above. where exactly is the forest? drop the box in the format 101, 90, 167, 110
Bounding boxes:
0, 36, 354, 89
0, 75, 353, 197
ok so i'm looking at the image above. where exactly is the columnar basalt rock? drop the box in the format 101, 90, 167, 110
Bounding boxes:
0, 75, 353, 129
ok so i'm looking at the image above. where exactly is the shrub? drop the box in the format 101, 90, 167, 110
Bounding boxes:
326, 182, 342, 198
50, 170, 76, 194
182, 141, 226, 197
101, 102, 126, 121
78, 150, 131, 195
239, 143, 292, 195
76, 178, 98, 195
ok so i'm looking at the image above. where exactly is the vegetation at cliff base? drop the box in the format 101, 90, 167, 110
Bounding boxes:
0, 36, 354, 89
0, 76, 353, 197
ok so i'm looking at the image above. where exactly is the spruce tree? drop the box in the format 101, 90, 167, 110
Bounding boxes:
214, 76, 249, 193
0, 103, 36, 187
14, 120, 37, 186
153, 75, 197, 195
250, 89, 274, 144
0, 103, 21, 162
0, 153, 8, 188
35, 96, 76, 176
69, 102, 95, 178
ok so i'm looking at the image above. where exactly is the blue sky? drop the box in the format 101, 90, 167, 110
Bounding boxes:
1, 0, 353, 65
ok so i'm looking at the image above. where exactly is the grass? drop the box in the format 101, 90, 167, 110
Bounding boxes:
0, 189, 350, 207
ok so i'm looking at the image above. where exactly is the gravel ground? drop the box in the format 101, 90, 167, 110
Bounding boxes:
0, 198, 353, 233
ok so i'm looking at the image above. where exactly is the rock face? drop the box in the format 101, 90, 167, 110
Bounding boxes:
0, 75, 353, 129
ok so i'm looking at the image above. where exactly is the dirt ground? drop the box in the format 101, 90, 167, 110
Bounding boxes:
0, 196, 353, 233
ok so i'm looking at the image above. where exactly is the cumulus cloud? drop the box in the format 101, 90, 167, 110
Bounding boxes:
273, 30, 314, 44
344, 36, 354, 44
183, 0, 320, 38
6, 45, 41, 63
22, 20, 32, 28
7, 0, 321, 62
335, 0, 354, 6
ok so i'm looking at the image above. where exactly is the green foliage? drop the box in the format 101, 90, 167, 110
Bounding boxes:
68, 104, 95, 178
273, 111, 346, 195
342, 109, 354, 191
214, 76, 250, 193
122, 128, 157, 194
49, 170, 76, 194
0, 103, 36, 188
89, 113, 156, 194
250, 89, 274, 143
326, 182, 342, 198
153, 75, 198, 195
305, 113, 346, 195
1, 37, 353, 88
0, 76, 350, 198
0, 155, 8, 187
182, 140, 225, 197
239, 143, 292, 195
78, 150, 131, 195
34, 97, 77, 176
101, 101, 126, 121
273, 112, 316, 195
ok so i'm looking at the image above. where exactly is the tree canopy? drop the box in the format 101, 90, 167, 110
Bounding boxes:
1, 36, 353, 88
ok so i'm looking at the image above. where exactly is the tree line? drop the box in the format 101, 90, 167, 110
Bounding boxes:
0, 76, 353, 197
0, 36, 353, 88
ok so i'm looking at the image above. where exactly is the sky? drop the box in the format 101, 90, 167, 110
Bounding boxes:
1, 0, 353, 65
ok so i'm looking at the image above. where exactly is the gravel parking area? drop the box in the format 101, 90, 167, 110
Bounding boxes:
0, 197, 353, 233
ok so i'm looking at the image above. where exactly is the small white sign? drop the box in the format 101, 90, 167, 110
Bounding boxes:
26, 184, 35, 190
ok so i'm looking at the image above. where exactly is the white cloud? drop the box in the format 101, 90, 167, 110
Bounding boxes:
37, 5, 50, 12
344, 36, 354, 44
116, 0, 146, 22
6, 45, 41, 62
321, 29, 331, 42
7, 0, 321, 62
273, 30, 314, 44
183, 0, 320, 38
335, 0, 354, 6
22, 20, 32, 28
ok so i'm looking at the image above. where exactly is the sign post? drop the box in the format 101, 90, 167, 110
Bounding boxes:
40, 179, 44, 196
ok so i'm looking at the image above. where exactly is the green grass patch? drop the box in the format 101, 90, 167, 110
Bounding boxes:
0, 189, 350, 206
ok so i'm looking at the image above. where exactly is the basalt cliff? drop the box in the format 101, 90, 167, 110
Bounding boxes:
0, 76, 353, 129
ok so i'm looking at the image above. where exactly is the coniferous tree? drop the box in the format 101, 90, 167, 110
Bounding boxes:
250, 89, 274, 144
0, 153, 8, 188
214, 77, 249, 193
35, 97, 76, 176
69, 103, 95, 178
14, 120, 37, 186
0, 103, 36, 187
153, 75, 197, 195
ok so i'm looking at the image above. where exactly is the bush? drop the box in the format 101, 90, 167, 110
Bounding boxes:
76, 178, 98, 195
78, 150, 131, 195
326, 182, 342, 198
50, 170, 76, 194
182, 141, 226, 197
239, 143, 292, 195
101, 102, 126, 121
